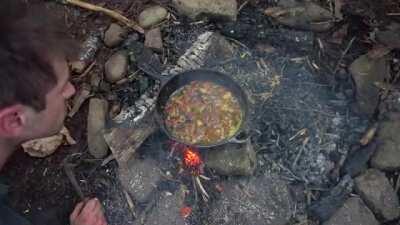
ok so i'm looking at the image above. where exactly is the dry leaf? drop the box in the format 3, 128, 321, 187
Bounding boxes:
22, 126, 76, 158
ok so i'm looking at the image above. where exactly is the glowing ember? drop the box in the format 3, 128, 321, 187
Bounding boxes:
180, 206, 192, 218
183, 147, 202, 169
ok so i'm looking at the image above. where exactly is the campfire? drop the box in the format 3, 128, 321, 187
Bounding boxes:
181, 146, 203, 172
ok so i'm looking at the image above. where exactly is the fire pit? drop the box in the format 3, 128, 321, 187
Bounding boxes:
101, 27, 366, 225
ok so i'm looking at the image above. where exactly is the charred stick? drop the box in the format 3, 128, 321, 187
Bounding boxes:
195, 175, 209, 201
333, 36, 356, 74
63, 163, 85, 201
123, 189, 137, 218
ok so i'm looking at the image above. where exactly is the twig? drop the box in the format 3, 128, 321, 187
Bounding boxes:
63, 0, 144, 34
238, 0, 249, 12
333, 36, 356, 74
195, 176, 209, 201
359, 122, 379, 146
101, 154, 115, 167
76, 60, 96, 80
226, 37, 251, 53
289, 128, 307, 141
192, 176, 199, 204
63, 163, 85, 201
123, 190, 137, 218
392, 69, 400, 84
292, 145, 305, 169
395, 174, 400, 193
199, 174, 211, 181
263, 155, 303, 181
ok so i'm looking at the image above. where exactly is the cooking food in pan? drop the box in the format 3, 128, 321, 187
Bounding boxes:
164, 80, 243, 145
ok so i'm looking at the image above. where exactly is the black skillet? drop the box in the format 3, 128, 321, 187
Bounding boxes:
138, 63, 249, 148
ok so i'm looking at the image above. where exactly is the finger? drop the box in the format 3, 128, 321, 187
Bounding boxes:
97, 217, 108, 225
94, 205, 106, 221
70, 202, 85, 221
81, 198, 100, 216
91, 214, 105, 225
93, 206, 107, 225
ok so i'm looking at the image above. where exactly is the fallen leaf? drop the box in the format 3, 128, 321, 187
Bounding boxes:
264, 2, 334, 32
22, 126, 76, 158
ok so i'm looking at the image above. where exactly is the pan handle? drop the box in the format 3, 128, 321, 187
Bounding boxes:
228, 129, 261, 144
229, 136, 249, 144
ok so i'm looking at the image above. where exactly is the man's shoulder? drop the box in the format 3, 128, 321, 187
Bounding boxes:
0, 202, 31, 225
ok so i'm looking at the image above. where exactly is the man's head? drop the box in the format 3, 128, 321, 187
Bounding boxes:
0, 2, 77, 144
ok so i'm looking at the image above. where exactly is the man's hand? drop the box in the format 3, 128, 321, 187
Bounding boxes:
70, 198, 108, 225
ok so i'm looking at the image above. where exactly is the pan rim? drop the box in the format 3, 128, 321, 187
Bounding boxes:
155, 69, 249, 148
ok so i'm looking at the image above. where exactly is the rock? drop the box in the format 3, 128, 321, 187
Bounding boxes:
323, 197, 379, 225
138, 6, 168, 29
308, 176, 354, 221
204, 141, 256, 176
70, 61, 86, 74
207, 173, 293, 225
172, 0, 238, 22
104, 23, 126, 47
105, 51, 128, 83
144, 28, 163, 52
371, 140, 400, 171
264, 2, 334, 32
277, 0, 302, 8
355, 169, 400, 221
87, 98, 109, 158
349, 54, 389, 115
341, 142, 378, 177
119, 158, 162, 203
70, 32, 102, 74
376, 23, 400, 49
371, 120, 400, 171
139, 185, 186, 225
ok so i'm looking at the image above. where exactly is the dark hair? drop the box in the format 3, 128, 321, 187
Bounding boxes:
0, 1, 77, 111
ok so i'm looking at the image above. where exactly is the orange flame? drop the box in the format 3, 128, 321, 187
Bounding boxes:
183, 146, 202, 169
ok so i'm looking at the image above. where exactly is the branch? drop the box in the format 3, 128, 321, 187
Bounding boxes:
63, 0, 144, 34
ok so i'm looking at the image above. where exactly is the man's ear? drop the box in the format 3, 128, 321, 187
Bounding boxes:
0, 105, 26, 138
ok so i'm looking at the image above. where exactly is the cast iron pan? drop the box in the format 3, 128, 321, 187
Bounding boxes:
139, 63, 249, 148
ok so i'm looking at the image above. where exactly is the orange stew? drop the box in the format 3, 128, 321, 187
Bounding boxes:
164, 81, 243, 145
